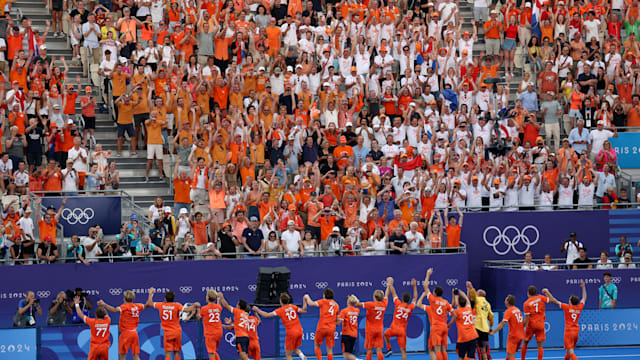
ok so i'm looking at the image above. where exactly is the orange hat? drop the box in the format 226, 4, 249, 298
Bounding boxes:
222, 222, 231, 228
380, 45, 387, 52
480, 83, 488, 88
432, 11, 439, 16
530, 164, 537, 170
350, 66, 357, 72
462, 162, 469, 167
493, 178, 501, 184
339, 135, 347, 142
288, 204, 296, 211
536, 136, 544, 142
462, 49, 469, 55
454, 179, 461, 184
523, 175, 532, 180
85, 86, 92, 92
472, 175, 478, 181
462, 31, 471, 37
438, 48, 447, 55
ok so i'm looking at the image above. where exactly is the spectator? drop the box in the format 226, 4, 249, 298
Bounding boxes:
135, 235, 164, 261
572, 248, 593, 269
67, 235, 90, 265
615, 236, 633, 263
13, 291, 42, 327
281, 220, 302, 257
82, 226, 103, 262
540, 254, 558, 271
520, 251, 539, 271
599, 272, 617, 309
596, 251, 614, 270
241, 216, 264, 258
618, 253, 637, 269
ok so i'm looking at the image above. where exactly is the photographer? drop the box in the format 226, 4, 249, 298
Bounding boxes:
13, 291, 42, 327
70, 288, 93, 324
47, 291, 72, 326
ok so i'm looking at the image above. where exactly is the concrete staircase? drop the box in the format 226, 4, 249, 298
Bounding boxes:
12, 1, 173, 209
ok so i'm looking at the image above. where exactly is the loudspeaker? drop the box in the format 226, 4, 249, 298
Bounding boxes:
254, 266, 291, 305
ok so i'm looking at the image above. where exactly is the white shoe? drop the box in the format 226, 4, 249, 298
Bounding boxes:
298, 353, 306, 360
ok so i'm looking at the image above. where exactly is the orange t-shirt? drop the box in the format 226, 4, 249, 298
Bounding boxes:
445, 224, 461, 248
85, 316, 111, 346
153, 302, 184, 332
503, 306, 524, 340
364, 298, 388, 332
389, 297, 415, 330
428, 294, 452, 328
523, 294, 548, 328
64, 92, 78, 115
275, 304, 303, 333
191, 220, 209, 246
233, 307, 250, 337
8, 112, 26, 135
248, 315, 260, 340
339, 306, 360, 337
118, 303, 144, 331
453, 306, 479, 343
316, 299, 339, 331
561, 302, 584, 332
38, 219, 57, 244
200, 303, 223, 337
43, 170, 62, 192
145, 119, 163, 145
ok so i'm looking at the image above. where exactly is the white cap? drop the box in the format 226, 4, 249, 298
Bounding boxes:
287, 220, 295, 226
258, 66, 265, 72
179, 208, 188, 215
164, 206, 172, 213
296, 64, 303, 69
409, 102, 416, 107
67, 119, 74, 124
527, 82, 535, 86
39, 44, 47, 50
345, 122, 353, 127
323, 82, 330, 87
525, 2, 531, 7
597, 120, 604, 125
332, 226, 340, 233
286, 66, 293, 72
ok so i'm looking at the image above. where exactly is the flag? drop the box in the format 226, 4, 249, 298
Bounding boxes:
531, 0, 542, 39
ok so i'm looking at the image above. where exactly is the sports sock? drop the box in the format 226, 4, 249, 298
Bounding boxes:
386, 342, 392, 351
377, 352, 383, 360
569, 354, 578, 360
564, 353, 570, 360
366, 353, 373, 360
441, 351, 447, 360
537, 348, 543, 360
328, 353, 334, 360
436, 352, 443, 360
175, 355, 181, 360
521, 343, 528, 360
315, 348, 323, 360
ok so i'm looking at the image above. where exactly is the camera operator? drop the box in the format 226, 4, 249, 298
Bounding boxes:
13, 291, 42, 327
47, 291, 72, 325
70, 288, 93, 324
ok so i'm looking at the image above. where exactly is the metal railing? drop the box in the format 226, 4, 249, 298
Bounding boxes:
0, 244, 467, 265
484, 257, 640, 270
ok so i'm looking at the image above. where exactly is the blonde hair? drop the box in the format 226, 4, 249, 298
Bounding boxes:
373, 290, 384, 301
207, 289, 218, 302
124, 290, 135, 302
347, 295, 359, 305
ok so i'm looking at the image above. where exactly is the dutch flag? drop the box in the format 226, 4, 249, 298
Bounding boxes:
531, 0, 543, 39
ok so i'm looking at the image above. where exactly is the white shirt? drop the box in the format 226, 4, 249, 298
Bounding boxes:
557, 184, 574, 208
563, 240, 583, 264
18, 216, 35, 242
81, 236, 102, 262
405, 231, 424, 253
489, 186, 504, 211
596, 259, 614, 269
281, 229, 301, 255
578, 182, 595, 206
521, 262, 539, 271
537, 190, 554, 210
589, 129, 614, 155
370, 237, 387, 255
14, 170, 29, 186
61, 168, 78, 192
518, 183, 537, 207
466, 185, 483, 210
68, 147, 89, 173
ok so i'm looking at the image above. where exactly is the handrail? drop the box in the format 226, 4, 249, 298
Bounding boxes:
484, 257, 639, 269
0, 244, 467, 265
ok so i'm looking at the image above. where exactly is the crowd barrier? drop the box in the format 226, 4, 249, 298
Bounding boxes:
3, 308, 638, 360
483, 267, 640, 310
462, 209, 640, 284
0, 254, 468, 325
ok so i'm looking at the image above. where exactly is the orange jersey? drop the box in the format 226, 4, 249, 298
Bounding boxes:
317, 299, 339, 331
523, 294, 548, 326
153, 302, 183, 332
339, 306, 361, 337
390, 297, 415, 329
200, 303, 223, 337
428, 294, 452, 328
275, 304, 303, 332
85, 316, 111, 346
453, 306, 478, 343
233, 307, 250, 338
247, 315, 260, 340
503, 306, 524, 339
364, 298, 388, 331
118, 303, 144, 332
561, 302, 584, 332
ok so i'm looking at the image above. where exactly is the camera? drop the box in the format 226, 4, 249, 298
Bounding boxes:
453, 289, 459, 295
33, 299, 40, 304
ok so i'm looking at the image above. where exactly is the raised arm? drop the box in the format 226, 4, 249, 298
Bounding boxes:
251, 305, 277, 318
144, 287, 156, 308
96, 300, 120, 313
541, 288, 561, 306
423, 268, 433, 296
303, 294, 319, 307
218, 293, 234, 312
73, 296, 86, 321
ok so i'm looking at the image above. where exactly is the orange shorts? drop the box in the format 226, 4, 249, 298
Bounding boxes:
564, 331, 579, 350
364, 330, 384, 349
525, 323, 546, 342
384, 327, 407, 348
285, 330, 303, 351
315, 327, 336, 347
164, 330, 182, 352
79, 172, 86, 188
249, 340, 261, 360
205, 333, 222, 354
429, 326, 448, 346
506, 337, 523, 354
119, 330, 140, 354
88, 344, 109, 360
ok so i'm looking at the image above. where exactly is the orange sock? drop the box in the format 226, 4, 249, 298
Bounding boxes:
377, 352, 383, 360
175, 355, 181, 360
564, 354, 570, 360
441, 351, 448, 360
436, 352, 443, 360
315, 347, 323, 360
538, 348, 544, 360
367, 353, 373, 360
521, 343, 527, 360
570, 354, 578, 360
165, 357, 171, 360
216, 353, 221, 360
328, 354, 333, 360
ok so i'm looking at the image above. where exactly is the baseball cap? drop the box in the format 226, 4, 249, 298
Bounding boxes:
39, 44, 47, 50
339, 135, 347, 142
288, 204, 296, 211
44, 236, 53, 242
287, 220, 295, 226
85, 86, 92, 92
350, 66, 357, 72
345, 122, 353, 127
286, 66, 293, 72
130, 213, 138, 221
179, 208, 188, 215
222, 222, 231, 228
525, 2, 531, 7
249, 216, 259, 221
163, 206, 172, 213
597, 120, 604, 125
258, 66, 265, 72
570, 232, 577, 237
493, 178, 500, 184
332, 226, 340, 233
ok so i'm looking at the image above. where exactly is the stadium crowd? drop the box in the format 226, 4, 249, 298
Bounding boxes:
3, 0, 640, 261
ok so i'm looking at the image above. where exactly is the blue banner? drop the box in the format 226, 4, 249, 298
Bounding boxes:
483, 268, 640, 310
461, 210, 610, 285
40, 196, 122, 236
41, 325, 119, 360
610, 133, 640, 168
0, 255, 468, 329
0, 328, 36, 360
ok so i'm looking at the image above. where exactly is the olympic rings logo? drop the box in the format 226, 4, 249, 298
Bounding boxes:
109, 288, 123, 296
315, 282, 328, 289
248, 284, 257, 291
446, 279, 459, 287
483, 225, 540, 255
179, 286, 193, 294
544, 322, 551, 333
37, 291, 51, 298
225, 332, 236, 346
612, 277, 622, 284
61, 208, 95, 225
380, 280, 388, 287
